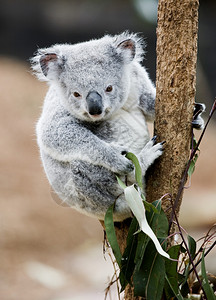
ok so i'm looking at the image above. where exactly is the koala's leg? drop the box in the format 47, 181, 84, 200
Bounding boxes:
70, 161, 132, 221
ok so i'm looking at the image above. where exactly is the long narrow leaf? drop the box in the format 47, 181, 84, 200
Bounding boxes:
119, 218, 139, 290
165, 245, 183, 299
134, 231, 150, 271
146, 200, 168, 238
135, 200, 167, 272
104, 204, 122, 267
124, 185, 170, 259
134, 241, 165, 299
181, 235, 197, 296
126, 152, 143, 190
201, 251, 216, 299
188, 153, 198, 177
116, 176, 127, 190
165, 275, 184, 300
188, 235, 196, 260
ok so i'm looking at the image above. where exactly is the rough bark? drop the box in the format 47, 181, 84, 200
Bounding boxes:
115, 1, 199, 299
146, 0, 199, 221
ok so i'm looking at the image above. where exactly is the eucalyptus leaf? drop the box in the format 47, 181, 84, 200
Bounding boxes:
165, 245, 182, 299
165, 275, 184, 300
143, 196, 159, 214
146, 200, 168, 238
180, 263, 191, 296
116, 176, 127, 190
126, 152, 143, 190
192, 135, 200, 151
134, 230, 150, 271
104, 203, 122, 267
133, 241, 165, 299
188, 153, 198, 177
201, 251, 216, 299
181, 235, 197, 295
188, 235, 196, 260
124, 185, 170, 259
135, 200, 168, 272
119, 217, 139, 290
180, 234, 197, 296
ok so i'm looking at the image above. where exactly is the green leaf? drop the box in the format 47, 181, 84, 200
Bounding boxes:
116, 176, 127, 190
143, 196, 159, 213
188, 235, 196, 260
134, 230, 150, 271
165, 245, 183, 299
201, 251, 216, 300
134, 199, 169, 272
188, 153, 198, 177
104, 204, 122, 267
119, 217, 139, 290
165, 275, 184, 300
180, 236, 197, 297
191, 135, 200, 151
133, 241, 165, 299
146, 200, 169, 239
180, 281, 190, 298
124, 185, 170, 259
126, 152, 143, 190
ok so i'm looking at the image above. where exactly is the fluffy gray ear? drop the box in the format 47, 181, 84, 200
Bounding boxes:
117, 39, 136, 61
113, 32, 145, 63
31, 49, 65, 81
40, 53, 59, 77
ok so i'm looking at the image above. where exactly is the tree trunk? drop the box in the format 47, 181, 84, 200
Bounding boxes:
146, 0, 199, 222
118, 1, 199, 299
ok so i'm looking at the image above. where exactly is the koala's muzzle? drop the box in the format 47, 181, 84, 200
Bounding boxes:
86, 91, 103, 116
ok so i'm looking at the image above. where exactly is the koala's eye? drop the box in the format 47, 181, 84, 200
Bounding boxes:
106, 85, 113, 92
73, 92, 81, 98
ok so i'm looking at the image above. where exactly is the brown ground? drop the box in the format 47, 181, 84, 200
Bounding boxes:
0, 58, 215, 300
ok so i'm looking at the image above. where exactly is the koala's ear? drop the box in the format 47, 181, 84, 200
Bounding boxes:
40, 53, 58, 76
39, 53, 65, 80
31, 50, 65, 81
116, 39, 136, 62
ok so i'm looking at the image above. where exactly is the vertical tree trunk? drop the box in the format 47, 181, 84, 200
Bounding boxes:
117, 1, 199, 299
146, 0, 199, 222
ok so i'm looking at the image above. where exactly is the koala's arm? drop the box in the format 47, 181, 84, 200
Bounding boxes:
134, 64, 206, 129
132, 62, 156, 122
37, 111, 133, 175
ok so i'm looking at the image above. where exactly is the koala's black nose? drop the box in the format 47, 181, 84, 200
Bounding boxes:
86, 91, 103, 115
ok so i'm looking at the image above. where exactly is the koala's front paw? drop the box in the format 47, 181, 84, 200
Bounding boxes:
138, 136, 164, 171
110, 144, 134, 175
192, 102, 205, 130
120, 159, 134, 175
117, 154, 134, 175
111, 157, 134, 175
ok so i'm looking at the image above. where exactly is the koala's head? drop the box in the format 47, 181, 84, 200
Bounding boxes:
31, 32, 145, 121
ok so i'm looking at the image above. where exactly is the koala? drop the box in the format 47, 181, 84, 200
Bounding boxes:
31, 32, 205, 222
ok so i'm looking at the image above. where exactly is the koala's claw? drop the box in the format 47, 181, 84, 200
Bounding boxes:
193, 103, 205, 117
138, 138, 164, 171
192, 102, 205, 130
121, 150, 128, 155
151, 136, 166, 148
151, 135, 157, 144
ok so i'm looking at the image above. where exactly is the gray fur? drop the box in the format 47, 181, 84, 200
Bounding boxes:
31, 32, 204, 221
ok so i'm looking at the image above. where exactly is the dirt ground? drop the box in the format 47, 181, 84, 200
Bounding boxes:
0, 57, 215, 300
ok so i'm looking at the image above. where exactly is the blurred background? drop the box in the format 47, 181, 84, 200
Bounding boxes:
0, 0, 215, 299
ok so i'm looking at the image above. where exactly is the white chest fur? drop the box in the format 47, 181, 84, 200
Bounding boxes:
110, 106, 150, 155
